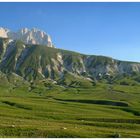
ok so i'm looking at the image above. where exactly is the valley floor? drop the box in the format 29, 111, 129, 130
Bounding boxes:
0, 82, 140, 138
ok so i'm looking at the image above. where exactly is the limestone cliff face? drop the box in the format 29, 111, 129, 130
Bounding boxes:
0, 27, 53, 47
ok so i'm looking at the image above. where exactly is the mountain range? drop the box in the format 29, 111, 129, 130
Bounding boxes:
0, 27, 140, 86
1, 27, 140, 138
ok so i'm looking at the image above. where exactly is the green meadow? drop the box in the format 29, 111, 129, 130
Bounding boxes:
0, 79, 140, 138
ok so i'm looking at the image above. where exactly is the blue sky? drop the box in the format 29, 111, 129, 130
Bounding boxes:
0, 2, 140, 62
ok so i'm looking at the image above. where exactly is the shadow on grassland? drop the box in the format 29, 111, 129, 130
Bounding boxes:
1, 101, 32, 110
54, 98, 129, 107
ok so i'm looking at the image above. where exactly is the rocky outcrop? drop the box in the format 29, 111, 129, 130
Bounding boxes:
0, 27, 53, 47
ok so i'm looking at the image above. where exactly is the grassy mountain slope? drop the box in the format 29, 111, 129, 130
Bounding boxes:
0, 37, 140, 84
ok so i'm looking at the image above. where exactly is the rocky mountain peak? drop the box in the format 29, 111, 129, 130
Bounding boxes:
0, 27, 53, 47
0, 27, 9, 38
19, 28, 29, 34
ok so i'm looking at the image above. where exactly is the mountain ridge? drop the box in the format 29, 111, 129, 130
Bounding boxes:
0, 37, 140, 87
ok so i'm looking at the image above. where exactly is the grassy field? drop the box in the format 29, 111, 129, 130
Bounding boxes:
0, 80, 140, 138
